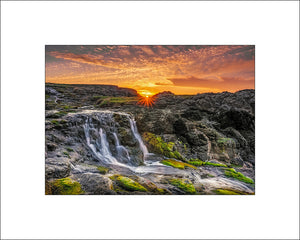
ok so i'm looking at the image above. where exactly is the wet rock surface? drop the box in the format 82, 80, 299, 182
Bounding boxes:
45, 83, 255, 195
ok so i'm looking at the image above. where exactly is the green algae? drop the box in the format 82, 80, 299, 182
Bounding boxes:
50, 120, 59, 126
214, 188, 254, 195
224, 168, 254, 184
97, 166, 109, 174
214, 189, 240, 195
66, 147, 74, 152
188, 159, 227, 167
63, 151, 71, 159
161, 159, 196, 170
188, 159, 205, 166
169, 178, 196, 194
51, 177, 83, 195
110, 175, 147, 192
205, 162, 227, 167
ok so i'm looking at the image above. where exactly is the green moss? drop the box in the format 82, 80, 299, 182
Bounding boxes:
143, 132, 184, 160
217, 137, 233, 144
45, 94, 50, 99
51, 119, 67, 126
45, 180, 52, 195
167, 142, 175, 151
188, 159, 205, 166
183, 144, 188, 153
51, 120, 59, 126
92, 95, 106, 100
97, 166, 109, 174
214, 189, 240, 195
62, 105, 75, 110
161, 159, 196, 170
110, 175, 147, 192
56, 111, 68, 117
51, 177, 83, 195
99, 99, 110, 107
109, 97, 138, 103
173, 151, 182, 159
224, 168, 254, 184
214, 188, 254, 195
169, 178, 196, 194
188, 159, 227, 168
157, 188, 168, 194
63, 151, 71, 159
97, 97, 138, 107
205, 162, 227, 167
66, 147, 74, 152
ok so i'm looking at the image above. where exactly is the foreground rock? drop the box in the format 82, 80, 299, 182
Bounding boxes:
45, 84, 255, 195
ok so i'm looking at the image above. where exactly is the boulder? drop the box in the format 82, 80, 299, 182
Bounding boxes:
78, 173, 115, 195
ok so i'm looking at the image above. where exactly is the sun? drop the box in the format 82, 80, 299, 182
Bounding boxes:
137, 94, 156, 107
137, 89, 155, 97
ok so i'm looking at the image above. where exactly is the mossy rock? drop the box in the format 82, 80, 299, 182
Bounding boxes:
45, 180, 52, 195
97, 97, 138, 107
66, 147, 74, 152
63, 151, 71, 159
224, 168, 254, 184
110, 175, 147, 192
205, 162, 227, 167
62, 105, 73, 110
51, 120, 60, 126
161, 159, 196, 170
169, 178, 196, 194
156, 188, 170, 194
188, 159, 227, 168
214, 189, 240, 195
51, 177, 83, 195
214, 188, 254, 195
138, 179, 170, 194
217, 137, 234, 144
188, 159, 205, 166
143, 132, 184, 160
97, 166, 109, 174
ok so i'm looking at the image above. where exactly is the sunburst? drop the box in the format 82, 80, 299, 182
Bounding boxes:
137, 95, 156, 107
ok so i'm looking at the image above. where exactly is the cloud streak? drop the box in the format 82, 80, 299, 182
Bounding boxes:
45, 45, 255, 95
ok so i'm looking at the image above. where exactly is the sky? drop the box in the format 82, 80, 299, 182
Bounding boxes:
45, 45, 255, 96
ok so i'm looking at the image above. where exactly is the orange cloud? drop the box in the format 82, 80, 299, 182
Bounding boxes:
45, 45, 255, 94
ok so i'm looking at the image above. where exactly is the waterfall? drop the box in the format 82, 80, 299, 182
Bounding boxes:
81, 111, 188, 175
99, 128, 118, 163
113, 132, 130, 161
129, 118, 149, 159
83, 119, 118, 164
83, 111, 149, 166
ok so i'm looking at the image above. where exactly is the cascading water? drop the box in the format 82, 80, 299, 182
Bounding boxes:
84, 119, 118, 164
83, 111, 149, 166
82, 110, 185, 175
112, 132, 130, 162
129, 118, 149, 159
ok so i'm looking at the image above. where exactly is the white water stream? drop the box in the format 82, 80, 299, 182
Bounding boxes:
129, 118, 149, 158
82, 111, 177, 174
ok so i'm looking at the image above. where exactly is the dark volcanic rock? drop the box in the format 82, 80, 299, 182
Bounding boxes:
77, 173, 115, 195
45, 84, 255, 195
45, 157, 71, 179
45, 83, 138, 109
214, 109, 255, 131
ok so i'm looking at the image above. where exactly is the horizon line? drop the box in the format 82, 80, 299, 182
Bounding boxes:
45, 82, 254, 95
